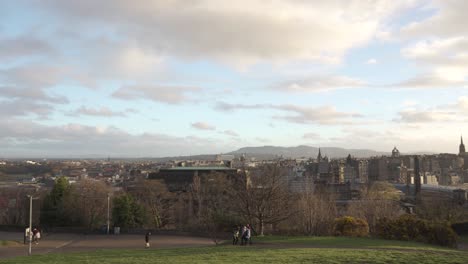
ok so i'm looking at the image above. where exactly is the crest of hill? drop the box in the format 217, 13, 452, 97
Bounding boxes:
228, 145, 388, 159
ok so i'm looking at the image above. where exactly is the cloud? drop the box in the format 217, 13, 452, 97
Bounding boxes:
191, 122, 216, 131
112, 85, 201, 104
0, 35, 56, 61
215, 102, 362, 125
0, 100, 55, 118
303, 132, 321, 140
272, 75, 366, 92
274, 105, 363, 125
401, 0, 468, 38
68, 106, 129, 117
36, 0, 414, 67
366, 58, 378, 64
0, 118, 226, 157
215, 102, 270, 112
393, 96, 468, 123
398, 2, 468, 88
394, 109, 456, 123
222, 130, 239, 137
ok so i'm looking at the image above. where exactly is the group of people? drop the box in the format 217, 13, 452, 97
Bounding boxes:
24, 227, 41, 245
232, 224, 253, 245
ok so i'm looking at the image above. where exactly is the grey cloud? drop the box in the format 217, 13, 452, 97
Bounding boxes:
191, 122, 216, 131
0, 118, 227, 157
215, 102, 362, 125
274, 105, 363, 125
113, 85, 201, 104
393, 96, 468, 123
222, 130, 239, 137
401, 1, 468, 38
303, 132, 320, 140
272, 75, 367, 92
68, 106, 129, 117
36, 0, 412, 66
393, 110, 456, 123
0, 35, 56, 60
0, 100, 55, 118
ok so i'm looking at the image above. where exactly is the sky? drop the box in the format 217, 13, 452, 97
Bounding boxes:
1, 0, 467, 158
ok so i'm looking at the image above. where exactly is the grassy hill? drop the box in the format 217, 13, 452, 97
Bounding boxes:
2, 236, 467, 264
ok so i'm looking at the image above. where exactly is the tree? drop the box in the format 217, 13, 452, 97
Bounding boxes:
230, 162, 293, 236
40, 177, 71, 227
346, 181, 402, 233
130, 180, 175, 229
294, 178, 337, 235
112, 193, 145, 230
190, 172, 235, 244
63, 179, 111, 229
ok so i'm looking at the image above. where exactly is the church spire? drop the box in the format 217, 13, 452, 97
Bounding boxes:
317, 148, 322, 161
460, 135, 466, 156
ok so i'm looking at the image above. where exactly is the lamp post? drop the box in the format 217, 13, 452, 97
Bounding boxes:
27, 195, 34, 255
107, 194, 110, 235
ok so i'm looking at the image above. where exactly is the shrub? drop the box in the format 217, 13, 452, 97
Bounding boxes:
376, 214, 458, 248
334, 216, 369, 237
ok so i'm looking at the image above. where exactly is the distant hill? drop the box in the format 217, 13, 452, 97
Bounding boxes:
228, 145, 388, 159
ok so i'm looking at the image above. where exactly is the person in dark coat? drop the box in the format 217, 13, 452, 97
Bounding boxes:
145, 231, 151, 248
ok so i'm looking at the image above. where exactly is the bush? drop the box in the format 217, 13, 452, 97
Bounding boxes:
334, 216, 369, 237
376, 214, 458, 248
451, 222, 468, 236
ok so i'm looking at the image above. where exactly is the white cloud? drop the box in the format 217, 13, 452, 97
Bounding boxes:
398, 2, 468, 88
366, 58, 378, 64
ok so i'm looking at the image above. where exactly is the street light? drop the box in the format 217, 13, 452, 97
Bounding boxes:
26, 195, 39, 256
107, 193, 110, 235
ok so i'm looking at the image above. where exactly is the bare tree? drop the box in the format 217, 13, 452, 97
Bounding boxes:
346, 181, 402, 233
130, 180, 175, 229
295, 178, 337, 235
190, 172, 233, 244
231, 162, 293, 236
64, 179, 111, 229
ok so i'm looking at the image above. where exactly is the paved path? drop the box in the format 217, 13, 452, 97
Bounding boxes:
0, 232, 214, 259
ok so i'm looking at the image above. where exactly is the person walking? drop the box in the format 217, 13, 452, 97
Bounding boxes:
232, 226, 240, 245
240, 225, 247, 245
245, 225, 251, 246
34, 228, 41, 244
145, 231, 151, 248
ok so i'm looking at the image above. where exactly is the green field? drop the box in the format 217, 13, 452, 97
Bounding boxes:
1, 237, 467, 264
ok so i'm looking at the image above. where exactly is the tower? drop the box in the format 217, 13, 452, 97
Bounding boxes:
392, 146, 400, 158
459, 136, 465, 156
317, 148, 322, 161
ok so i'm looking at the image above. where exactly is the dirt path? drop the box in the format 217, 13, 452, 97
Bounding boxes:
0, 232, 214, 259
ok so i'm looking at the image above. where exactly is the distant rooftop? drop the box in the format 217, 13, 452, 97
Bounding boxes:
162, 166, 235, 171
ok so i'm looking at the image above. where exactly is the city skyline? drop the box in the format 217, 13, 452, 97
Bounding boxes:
1, 1, 468, 157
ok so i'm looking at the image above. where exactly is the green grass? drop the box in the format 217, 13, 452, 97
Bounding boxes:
1, 246, 467, 264
254, 235, 451, 251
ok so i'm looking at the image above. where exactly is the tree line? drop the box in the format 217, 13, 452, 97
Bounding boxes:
28, 163, 467, 238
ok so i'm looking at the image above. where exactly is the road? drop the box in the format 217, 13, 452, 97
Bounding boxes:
0, 231, 214, 259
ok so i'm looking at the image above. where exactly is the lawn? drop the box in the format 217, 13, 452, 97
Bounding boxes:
1, 246, 467, 264
254, 235, 452, 251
